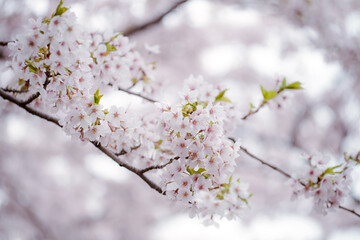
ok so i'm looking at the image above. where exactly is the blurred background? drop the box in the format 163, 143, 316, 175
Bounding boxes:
0, 0, 360, 239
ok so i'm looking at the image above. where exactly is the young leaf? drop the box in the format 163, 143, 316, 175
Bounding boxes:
215, 89, 232, 103
93, 88, 103, 105
105, 42, 117, 52
279, 78, 287, 92
260, 86, 277, 100
260, 86, 267, 98
265, 90, 277, 100
53, 0, 68, 17
216, 96, 232, 103
285, 81, 303, 89
24, 60, 39, 74
215, 89, 226, 100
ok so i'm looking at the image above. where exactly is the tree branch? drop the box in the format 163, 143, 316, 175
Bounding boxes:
0, 89, 165, 195
2, 87, 29, 94
0, 89, 60, 126
117, 86, 157, 103
123, 0, 188, 36
2, 89, 358, 217
241, 102, 266, 120
140, 156, 179, 174
92, 142, 164, 194
0, 41, 10, 47
239, 145, 360, 218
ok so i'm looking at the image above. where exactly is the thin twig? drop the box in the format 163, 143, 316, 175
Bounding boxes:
140, 156, 179, 174
239, 145, 360, 218
2, 88, 29, 94
339, 205, 360, 218
123, 0, 188, 36
92, 142, 164, 194
118, 86, 157, 103
241, 102, 265, 120
22, 92, 40, 105
240, 146, 292, 179
115, 144, 141, 156
241, 88, 284, 120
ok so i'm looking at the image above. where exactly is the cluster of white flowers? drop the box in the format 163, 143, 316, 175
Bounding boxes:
5, 0, 359, 224
156, 76, 251, 223
6, 2, 157, 154
5, 2, 251, 223
291, 152, 354, 215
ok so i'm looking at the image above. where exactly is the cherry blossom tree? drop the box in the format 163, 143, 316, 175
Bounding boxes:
0, 0, 359, 239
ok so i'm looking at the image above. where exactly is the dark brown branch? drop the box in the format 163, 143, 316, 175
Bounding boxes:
118, 86, 157, 103
2, 88, 29, 94
115, 144, 141, 156
0, 89, 60, 126
239, 145, 360, 218
92, 142, 164, 194
240, 146, 292, 179
0, 89, 164, 195
0, 41, 10, 47
339, 205, 360, 218
140, 156, 179, 174
22, 92, 40, 105
4, 74, 49, 106
123, 0, 188, 36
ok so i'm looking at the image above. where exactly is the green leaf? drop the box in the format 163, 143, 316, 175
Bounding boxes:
53, 0, 68, 17
260, 86, 277, 101
105, 42, 117, 52
250, 103, 255, 109
266, 90, 277, 100
320, 164, 343, 178
109, 33, 122, 42
216, 96, 232, 103
285, 81, 303, 89
216, 89, 226, 100
103, 33, 122, 52
260, 85, 267, 98
279, 78, 287, 92
215, 89, 232, 103
196, 168, 206, 174
186, 166, 207, 175
93, 88, 103, 105
42, 17, 51, 24
24, 60, 39, 74
186, 166, 195, 175
216, 193, 224, 200
154, 140, 163, 149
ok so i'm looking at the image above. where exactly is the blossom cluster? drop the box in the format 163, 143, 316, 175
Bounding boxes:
4, 2, 251, 223
6, 2, 157, 154
291, 152, 357, 215
4, 0, 358, 224
156, 76, 251, 223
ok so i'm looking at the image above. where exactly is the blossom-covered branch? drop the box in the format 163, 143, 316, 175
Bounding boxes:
0, 87, 165, 194
239, 145, 360, 218
1, 0, 359, 226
